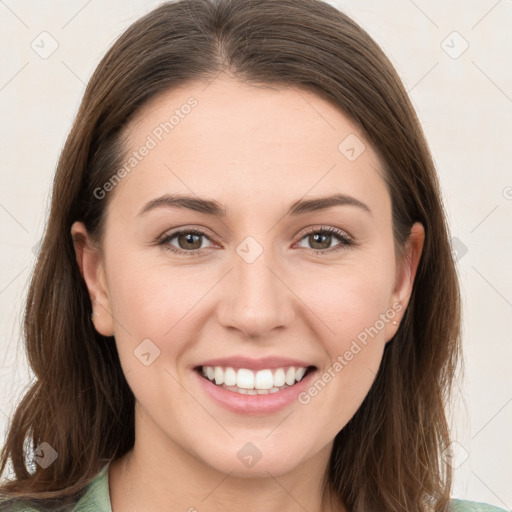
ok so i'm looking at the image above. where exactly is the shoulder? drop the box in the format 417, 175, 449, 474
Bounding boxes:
0, 463, 112, 512
73, 463, 111, 511
450, 498, 509, 511
1, 489, 506, 512
0, 502, 39, 511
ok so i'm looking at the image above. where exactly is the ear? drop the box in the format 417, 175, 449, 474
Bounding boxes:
70, 221, 115, 337
385, 222, 425, 341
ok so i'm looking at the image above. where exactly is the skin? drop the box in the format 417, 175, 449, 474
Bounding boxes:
72, 74, 424, 512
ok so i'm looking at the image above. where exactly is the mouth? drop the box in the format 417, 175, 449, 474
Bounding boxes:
194, 364, 317, 395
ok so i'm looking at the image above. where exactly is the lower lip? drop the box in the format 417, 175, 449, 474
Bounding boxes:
193, 368, 317, 415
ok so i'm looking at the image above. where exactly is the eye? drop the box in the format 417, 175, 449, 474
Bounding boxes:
159, 229, 215, 256
296, 226, 353, 254
158, 225, 353, 257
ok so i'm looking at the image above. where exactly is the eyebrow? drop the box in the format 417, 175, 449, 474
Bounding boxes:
137, 192, 371, 218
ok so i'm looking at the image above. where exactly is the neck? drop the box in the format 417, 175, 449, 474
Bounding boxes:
108, 410, 345, 512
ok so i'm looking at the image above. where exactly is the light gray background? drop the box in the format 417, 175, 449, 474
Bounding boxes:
0, 0, 511, 508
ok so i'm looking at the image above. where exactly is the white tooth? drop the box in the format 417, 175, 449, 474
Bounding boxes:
214, 367, 224, 385
224, 367, 237, 386
285, 366, 296, 386
205, 365, 309, 393
237, 368, 255, 389
273, 368, 286, 387
295, 367, 307, 382
255, 369, 273, 389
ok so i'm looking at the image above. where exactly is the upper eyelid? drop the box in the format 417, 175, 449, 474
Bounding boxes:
159, 225, 214, 241
296, 225, 351, 239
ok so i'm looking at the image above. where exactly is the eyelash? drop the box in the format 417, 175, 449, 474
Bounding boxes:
158, 226, 353, 257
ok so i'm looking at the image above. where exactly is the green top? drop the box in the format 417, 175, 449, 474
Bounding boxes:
1, 463, 508, 511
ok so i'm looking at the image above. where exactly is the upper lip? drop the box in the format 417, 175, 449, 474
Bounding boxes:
194, 356, 316, 371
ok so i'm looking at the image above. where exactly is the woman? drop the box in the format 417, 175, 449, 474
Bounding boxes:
0, 0, 505, 510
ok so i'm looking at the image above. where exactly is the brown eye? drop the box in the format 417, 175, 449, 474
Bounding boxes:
176, 232, 204, 250
307, 232, 333, 250
297, 227, 353, 253
160, 229, 215, 256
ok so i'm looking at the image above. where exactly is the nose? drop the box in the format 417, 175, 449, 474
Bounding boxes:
216, 244, 295, 340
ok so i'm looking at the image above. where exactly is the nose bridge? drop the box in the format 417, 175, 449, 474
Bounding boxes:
217, 234, 294, 338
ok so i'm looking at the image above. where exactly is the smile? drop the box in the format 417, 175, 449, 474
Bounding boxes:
197, 365, 316, 395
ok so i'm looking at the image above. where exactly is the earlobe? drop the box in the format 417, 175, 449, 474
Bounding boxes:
70, 221, 115, 337
386, 222, 425, 340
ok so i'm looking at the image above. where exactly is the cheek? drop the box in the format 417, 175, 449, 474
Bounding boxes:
105, 251, 210, 357
296, 270, 392, 431
309, 261, 394, 350
106, 237, 395, 365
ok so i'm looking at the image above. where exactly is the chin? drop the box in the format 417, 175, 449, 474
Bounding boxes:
196, 438, 310, 478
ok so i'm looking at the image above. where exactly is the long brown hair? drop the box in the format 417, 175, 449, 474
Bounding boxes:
0, 0, 461, 510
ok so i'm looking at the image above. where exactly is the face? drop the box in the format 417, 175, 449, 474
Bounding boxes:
72, 75, 424, 478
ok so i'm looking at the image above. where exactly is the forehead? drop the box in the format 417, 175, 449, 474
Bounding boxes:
108, 75, 390, 221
